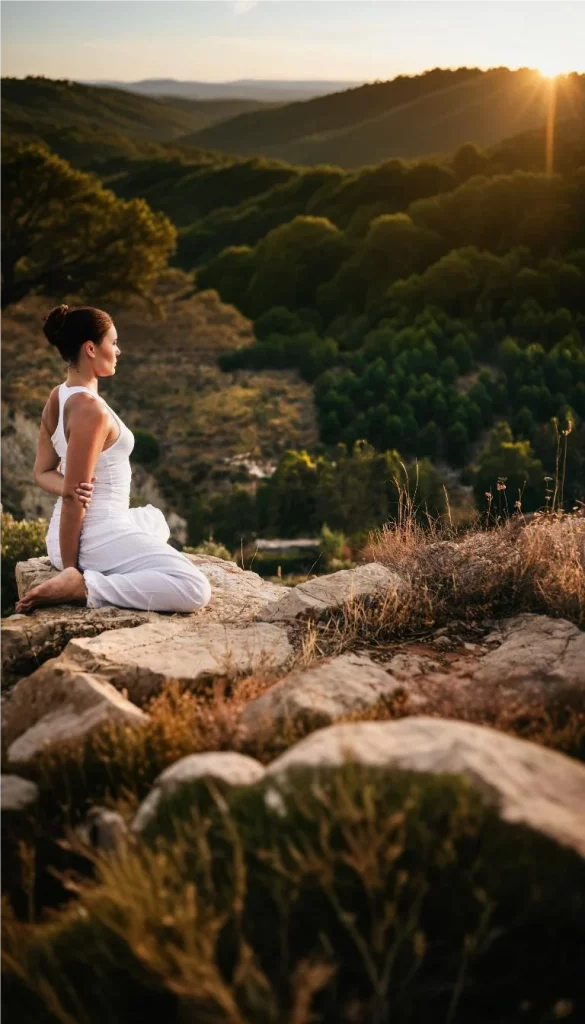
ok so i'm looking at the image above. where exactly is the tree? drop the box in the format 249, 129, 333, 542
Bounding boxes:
473, 422, 545, 512
2, 144, 176, 308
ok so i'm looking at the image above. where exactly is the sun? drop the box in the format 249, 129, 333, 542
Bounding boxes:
538, 62, 565, 79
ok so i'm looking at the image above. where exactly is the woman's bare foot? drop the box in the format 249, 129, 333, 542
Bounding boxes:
15, 567, 88, 614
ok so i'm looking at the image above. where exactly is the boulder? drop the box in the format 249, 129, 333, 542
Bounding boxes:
473, 614, 585, 694
265, 717, 585, 859
242, 652, 407, 740
132, 751, 265, 833
64, 619, 293, 703
258, 563, 402, 622
3, 659, 147, 768
1, 775, 39, 814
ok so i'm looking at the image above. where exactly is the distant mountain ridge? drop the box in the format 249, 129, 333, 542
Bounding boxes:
180, 67, 585, 168
85, 78, 366, 103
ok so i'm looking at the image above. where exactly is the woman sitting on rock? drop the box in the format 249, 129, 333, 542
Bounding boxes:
16, 304, 212, 615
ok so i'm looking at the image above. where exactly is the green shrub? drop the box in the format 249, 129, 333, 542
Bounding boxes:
1, 511, 47, 615
131, 429, 161, 466
183, 540, 232, 561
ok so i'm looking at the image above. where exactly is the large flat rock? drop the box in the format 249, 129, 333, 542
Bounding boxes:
258, 563, 402, 622
64, 618, 294, 703
242, 652, 407, 740
5, 554, 285, 685
265, 717, 585, 859
3, 659, 147, 768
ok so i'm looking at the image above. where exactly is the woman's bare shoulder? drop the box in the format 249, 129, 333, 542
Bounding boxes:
41, 386, 62, 435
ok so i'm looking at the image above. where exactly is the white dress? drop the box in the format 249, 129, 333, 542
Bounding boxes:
46, 383, 211, 613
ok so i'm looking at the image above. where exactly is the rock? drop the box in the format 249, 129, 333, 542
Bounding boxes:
5, 555, 286, 689
78, 807, 129, 852
15, 556, 57, 599
474, 614, 585, 694
64, 619, 293, 703
185, 555, 284, 624
3, 659, 147, 768
265, 717, 585, 859
258, 563, 401, 622
16, 554, 283, 625
242, 652, 404, 740
1, 605, 152, 688
132, 751, 265, 833
1, 775, 39, 813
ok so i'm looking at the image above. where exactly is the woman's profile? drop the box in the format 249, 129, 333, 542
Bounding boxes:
16, 304, 211, 615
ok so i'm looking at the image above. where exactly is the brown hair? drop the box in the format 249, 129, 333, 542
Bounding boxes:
43, 304, 113, 363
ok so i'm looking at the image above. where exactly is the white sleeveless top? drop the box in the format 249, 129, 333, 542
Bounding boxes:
50, 383, 135, 526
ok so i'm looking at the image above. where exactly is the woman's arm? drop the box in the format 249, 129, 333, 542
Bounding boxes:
59, 398, 110, 570
34, 419, 96, 507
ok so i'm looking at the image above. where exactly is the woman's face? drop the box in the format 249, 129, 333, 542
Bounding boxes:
94, 324, 121, 377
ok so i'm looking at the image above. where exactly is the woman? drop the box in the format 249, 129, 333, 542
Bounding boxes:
16, 305, 211, 615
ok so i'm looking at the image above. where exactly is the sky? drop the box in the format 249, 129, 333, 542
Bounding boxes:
2, 0, 584, 84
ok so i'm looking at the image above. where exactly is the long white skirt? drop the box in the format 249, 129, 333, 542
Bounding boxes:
46, 505, 211, 614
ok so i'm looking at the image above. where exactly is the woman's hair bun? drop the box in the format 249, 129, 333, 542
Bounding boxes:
43, 304, 70, 346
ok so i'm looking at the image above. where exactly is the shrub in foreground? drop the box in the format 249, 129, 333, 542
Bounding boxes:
3, 768, 584, 1023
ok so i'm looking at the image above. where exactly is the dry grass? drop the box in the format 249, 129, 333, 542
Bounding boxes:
362, 510, 585, 631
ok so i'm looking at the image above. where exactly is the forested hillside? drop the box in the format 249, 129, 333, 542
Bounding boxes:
182, 67, 585, 167
1, 76, 275, 165
2, 70, 584, 546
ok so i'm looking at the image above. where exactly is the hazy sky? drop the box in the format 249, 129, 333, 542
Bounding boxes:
2, 0, 584, 83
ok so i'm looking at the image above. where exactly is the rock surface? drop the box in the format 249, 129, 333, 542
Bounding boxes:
15, 554, 283, 624
258, 562, 401, 622
265, 717, 585, 859
132, 751, 265, 833
77, 807, 129, 852
1, 774, 39, 813
3, 660, 147, 767
64, 619, 293, 703
1, 605, 151, 687
5, 555, 286, 687
242, 652, 406, 739
474, 613, 585, 692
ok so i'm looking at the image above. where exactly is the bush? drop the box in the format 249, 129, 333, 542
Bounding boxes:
183, 540, 232, 561
1, 511, 47, 615
4, 768, 585, 1023
131, 429, 161, 466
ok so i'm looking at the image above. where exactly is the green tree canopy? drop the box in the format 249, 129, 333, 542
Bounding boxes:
2, 144, 176, 308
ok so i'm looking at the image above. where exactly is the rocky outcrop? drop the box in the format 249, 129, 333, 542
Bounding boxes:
132, 751, 265, 833
242, 651, 418, 740
258, 562, 401, 622
264, 717, 585, 859
63, 618, 293, 703
3, 554, 286, 687
1, 605, 151, 687
3, 660, 147, 768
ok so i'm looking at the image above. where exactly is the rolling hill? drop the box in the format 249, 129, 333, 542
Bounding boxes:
1, 76, 276, 164
181, 67, 585, 168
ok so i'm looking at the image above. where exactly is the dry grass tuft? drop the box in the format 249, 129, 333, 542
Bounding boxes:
363, 510, 584, 631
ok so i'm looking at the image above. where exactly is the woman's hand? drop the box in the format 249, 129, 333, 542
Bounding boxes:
75, 477, 97, 509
